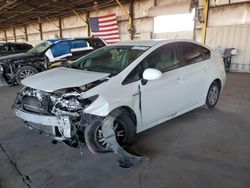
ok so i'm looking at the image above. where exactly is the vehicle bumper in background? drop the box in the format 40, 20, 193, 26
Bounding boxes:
0, 74, 8, 86
14, 108, 72, 141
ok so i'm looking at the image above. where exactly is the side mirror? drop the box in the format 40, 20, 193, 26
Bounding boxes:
142, 68, 162, 81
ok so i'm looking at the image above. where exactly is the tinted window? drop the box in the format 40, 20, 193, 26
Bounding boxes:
178, 42, 210, 65
15, 44, 28, 51
123, 43, 182, 85
71, 40, 88, 49
89, 38, 106, 48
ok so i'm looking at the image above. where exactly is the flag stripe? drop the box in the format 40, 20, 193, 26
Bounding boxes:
99, 21, 118, 26
99, 18, 117, 24
93, 34, 120, 39
99, 25, 118, 31
99, 23, 118, 28
99, 28, 118, 32
92, 30, 119, 35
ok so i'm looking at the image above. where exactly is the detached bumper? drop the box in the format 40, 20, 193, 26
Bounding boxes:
0, 74, 8, 86
14, 108, 72, 140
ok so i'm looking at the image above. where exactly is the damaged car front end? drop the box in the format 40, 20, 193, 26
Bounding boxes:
13, 79, 105, 147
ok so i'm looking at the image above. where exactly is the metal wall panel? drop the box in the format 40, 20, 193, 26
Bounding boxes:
206, 25, 250, 72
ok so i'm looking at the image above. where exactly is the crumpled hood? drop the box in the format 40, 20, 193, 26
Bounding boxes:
0, 52, 36, 62
21, 67, 110, 92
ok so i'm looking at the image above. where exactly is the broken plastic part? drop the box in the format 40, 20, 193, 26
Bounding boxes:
0, 75, 8, 86
101, 110, 142, 168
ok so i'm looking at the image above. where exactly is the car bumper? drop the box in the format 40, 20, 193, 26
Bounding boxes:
14, 108, 72, 141
0, 74, 8, 86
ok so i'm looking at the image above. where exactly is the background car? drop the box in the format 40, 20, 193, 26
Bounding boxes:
0, 42, 32, 57
13, 39, 226, 154
0, 37, 106, 86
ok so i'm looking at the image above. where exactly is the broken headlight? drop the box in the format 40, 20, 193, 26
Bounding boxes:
54, 95, 99, 113
59, 97, 83, 112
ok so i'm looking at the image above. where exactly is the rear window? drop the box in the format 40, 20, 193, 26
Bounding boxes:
88, 38, 106, 48
178, 42, 211, 65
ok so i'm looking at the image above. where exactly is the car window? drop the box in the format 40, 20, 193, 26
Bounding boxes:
3, 45, 14, 52
71, 40, 88, 49
28, 41, 52, 54
50, 41, 71, 57
177, 42, 211, 65
15, 44, 28, 51
88, 38, 106, 48
123, 43, 182, 85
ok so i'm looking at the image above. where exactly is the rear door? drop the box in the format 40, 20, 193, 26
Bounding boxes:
176, 42, 211, 106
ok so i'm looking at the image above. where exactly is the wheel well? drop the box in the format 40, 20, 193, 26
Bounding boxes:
214, 79, 221, 90
111, 106, 137, 127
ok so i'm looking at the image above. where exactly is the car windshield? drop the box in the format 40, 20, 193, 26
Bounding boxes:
71, 45, 148, 75
27, 41, 52, 55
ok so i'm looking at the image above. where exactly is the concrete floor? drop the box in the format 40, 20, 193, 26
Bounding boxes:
0, 73, 250, 188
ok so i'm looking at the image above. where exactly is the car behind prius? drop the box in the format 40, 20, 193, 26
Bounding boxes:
13, 39, 226, 153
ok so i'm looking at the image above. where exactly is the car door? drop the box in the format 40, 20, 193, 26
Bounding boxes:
176, 42, 211, 106
124, 43, 189, 128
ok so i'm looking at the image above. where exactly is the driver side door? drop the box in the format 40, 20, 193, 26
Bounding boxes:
139, 43, 188, 128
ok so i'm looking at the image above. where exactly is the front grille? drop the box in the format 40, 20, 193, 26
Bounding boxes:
22, 96, 49, 114
27, 122, 54, 135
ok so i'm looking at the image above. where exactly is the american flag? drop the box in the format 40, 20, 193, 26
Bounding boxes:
88, 13, 120, 45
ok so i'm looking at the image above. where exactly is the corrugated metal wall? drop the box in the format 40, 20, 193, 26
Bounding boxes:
206, 25, 250, 72
205, 2, 250, 72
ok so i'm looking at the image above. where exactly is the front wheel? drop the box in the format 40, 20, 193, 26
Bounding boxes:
206, 81, 220, 109
15, 66, 38, 85
84, 113, 136, 153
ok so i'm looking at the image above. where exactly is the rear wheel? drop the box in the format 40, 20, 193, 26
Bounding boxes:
15, 66, 38, 85
84, 113, 136, 153
206, 81, 220, 109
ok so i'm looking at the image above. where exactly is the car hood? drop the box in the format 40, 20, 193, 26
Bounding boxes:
21, 67, 110, 92
0, 52, 36, 62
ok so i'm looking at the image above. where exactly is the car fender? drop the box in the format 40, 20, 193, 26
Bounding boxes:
84, 95, 136, 118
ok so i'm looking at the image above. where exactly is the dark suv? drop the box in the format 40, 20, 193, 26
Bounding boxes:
0, 42, 33, 57
0, 37, 106, 86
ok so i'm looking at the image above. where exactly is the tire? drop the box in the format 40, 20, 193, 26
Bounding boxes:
15, 66, 38, 85
84, 113, 136, 153
206, 81, 220, 109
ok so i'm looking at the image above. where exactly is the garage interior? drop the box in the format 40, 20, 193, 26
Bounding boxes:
0, 0, 250, 188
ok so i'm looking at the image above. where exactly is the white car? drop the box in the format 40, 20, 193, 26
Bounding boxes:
13, 39, 226, 153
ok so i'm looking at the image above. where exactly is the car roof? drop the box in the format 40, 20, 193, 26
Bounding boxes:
111, 39, 211, 49
114, 40, 164, 47
46, 37, 101, 44
0, 42, 30, 45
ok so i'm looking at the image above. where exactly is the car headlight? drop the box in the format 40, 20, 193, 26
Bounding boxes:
60, 98, 82, 111
54, 95, 99, 113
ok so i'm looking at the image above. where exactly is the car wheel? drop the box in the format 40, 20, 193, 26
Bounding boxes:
206, 81, 220, 109
84, 113, 136, 153
15, 66, 38, 85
